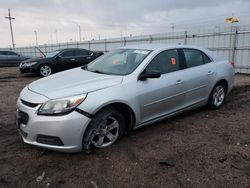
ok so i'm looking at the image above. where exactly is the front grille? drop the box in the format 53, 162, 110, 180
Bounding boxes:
21, 99, 40, 108
17, 110, 29, 125
37, 135, 64, 146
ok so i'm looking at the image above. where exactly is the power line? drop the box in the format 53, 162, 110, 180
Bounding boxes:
5, 8, 15, 48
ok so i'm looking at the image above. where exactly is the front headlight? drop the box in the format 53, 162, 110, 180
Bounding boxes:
38, 95, 87, 115
24, 62, 37, 67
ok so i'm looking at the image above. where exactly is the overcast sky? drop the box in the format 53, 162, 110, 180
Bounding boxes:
0, 0, 250, 48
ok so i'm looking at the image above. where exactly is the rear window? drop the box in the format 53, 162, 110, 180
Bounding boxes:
183, 49, 211, 68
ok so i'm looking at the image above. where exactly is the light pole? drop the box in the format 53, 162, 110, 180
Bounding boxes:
78, 25, 82, 42
55, 29, 58, 44
34, 30, 38, 46
5, 8, 15, 48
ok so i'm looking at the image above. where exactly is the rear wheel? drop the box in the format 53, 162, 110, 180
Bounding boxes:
39, 64, 53, 77
82, 108, 125, 150
207, 83, 226, 109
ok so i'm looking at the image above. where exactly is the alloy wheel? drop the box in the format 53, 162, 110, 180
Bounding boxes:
213, 85, 225, 107
91, 116, 120, 148
40, 65, 52, 77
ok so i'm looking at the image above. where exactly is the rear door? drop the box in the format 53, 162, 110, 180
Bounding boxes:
0, 51, 7, 66
137, 49, 186, 123
181, 48, 216, 107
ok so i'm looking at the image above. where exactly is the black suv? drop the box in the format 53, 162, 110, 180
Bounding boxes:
20, 48, 103, 77
0, 50, 30, 67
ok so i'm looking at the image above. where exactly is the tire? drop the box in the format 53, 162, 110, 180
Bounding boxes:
82, 108, 126, 150
207, 82, 226, 109
39, 64, 53, 77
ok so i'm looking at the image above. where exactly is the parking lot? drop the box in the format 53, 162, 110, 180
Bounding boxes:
0, 67, 250, 187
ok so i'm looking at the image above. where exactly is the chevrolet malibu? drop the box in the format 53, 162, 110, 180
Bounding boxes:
16, 44, 234, 152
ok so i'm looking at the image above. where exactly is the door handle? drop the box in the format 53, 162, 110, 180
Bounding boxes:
207, 71, 214, 75
175, 80, 184, 85
70, 58, 76, 61
86, 57, 91, 59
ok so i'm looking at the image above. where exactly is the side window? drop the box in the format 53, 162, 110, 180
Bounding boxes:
60, 50, 74, 57
75, 50, 91, 56
146, 49, 180, 74
0, 51, 4, 55
183, 49, 204, 68
202, 53, 211, 64
6, 51, 18, 56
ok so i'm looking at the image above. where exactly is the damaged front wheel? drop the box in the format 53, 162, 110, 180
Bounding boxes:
82, 108, 126, 151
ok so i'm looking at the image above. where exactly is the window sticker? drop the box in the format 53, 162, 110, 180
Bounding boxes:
133, 50, 150, 55
171, 58, 176, 65
112, 59, 120, 64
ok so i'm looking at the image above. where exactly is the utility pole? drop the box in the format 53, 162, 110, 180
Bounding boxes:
5, 8, 15, 48
78, 25, 82, 41
34, 30, 38, 46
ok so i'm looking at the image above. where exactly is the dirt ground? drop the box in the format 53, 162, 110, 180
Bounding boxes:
0, 67, 250, 188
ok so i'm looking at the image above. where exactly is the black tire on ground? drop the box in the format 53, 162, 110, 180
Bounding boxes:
39, 64, 53, 77
207, 82, 227, 109
82, 107, 126, 151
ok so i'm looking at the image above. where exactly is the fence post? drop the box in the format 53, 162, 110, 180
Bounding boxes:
184, 31, 188, 45
88, 41, 91, 50
232, 26, 238, 63
124, 37, 126, 46
104, 39, 107, 52
149, 35, 153, 44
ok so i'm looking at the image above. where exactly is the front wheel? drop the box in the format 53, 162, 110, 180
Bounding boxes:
207, 83, 226, 109
82, 108, 125, 150
39, 64, 53, 77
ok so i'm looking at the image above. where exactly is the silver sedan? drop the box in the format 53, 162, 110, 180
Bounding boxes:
16, 44, 234, 152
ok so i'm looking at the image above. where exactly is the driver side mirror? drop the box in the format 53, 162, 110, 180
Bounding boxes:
138, 71, 161, 80
55, 55, 61, 60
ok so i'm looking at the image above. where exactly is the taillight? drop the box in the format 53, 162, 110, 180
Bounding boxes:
229, 61, 235, 67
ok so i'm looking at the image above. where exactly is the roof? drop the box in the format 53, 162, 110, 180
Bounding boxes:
120, 43, 206, 51
54, 48, 89, 51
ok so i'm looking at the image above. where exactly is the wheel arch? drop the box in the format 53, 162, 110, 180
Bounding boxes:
93, 102, 136, 133
81, 101, 136, 150
213, 79, 228, 94
38, 63, 55, 75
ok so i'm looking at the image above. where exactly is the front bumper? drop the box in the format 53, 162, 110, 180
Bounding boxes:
16, 98, 91, 152
19, 63, 37, 73
19, 67, 37, 73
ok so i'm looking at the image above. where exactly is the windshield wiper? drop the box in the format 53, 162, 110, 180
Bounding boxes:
81, 65, 88, 70
90, 70, 105, 74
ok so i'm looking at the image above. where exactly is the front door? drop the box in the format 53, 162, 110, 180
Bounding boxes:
137, 49, 186, 123
56, 50, 76, 71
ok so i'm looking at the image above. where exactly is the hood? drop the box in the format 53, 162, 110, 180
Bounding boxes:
28, 68, 123, 99
21, 57, 52, 63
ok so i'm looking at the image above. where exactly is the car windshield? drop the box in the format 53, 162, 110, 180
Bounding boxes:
87, 49, 152, 75
46, 50, 60, 58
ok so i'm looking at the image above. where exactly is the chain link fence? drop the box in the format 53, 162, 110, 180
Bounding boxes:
10, 24, 250, 74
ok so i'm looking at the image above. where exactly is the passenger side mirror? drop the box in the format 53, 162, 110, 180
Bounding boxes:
138, 71, 161, 80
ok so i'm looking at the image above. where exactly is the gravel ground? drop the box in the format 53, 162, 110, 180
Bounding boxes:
0, 67, 250, 188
